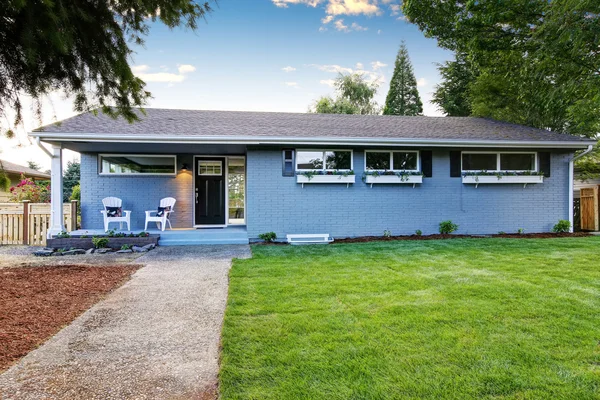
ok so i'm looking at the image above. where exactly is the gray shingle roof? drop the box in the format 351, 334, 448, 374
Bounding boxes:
0, 159, 50, 179
33, 108, 593, 144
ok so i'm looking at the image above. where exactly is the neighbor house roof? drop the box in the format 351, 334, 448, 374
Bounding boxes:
0, 159, 50, 179
31, 108, 596, 149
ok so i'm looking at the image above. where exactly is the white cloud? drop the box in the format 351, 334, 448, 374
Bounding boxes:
389, 4, 401, 16
282, 66, 297, 72
377, 29, 382, 34
131, 65, 150, 73
272, 0, 323, 8
135, 72, 186, 83
285, 82, 299, 87
322, 15, 334, 24
371, 61, 387, 70
308, 64, 354, 74
334, 19, 349, 32
351, 22, 368, 31
319, 26, 328, 32
177, 64, 196, 74
355, 62, 364, 70
417, 78, 427, 87
320, 79, 336, 87
326, 0, 380, 16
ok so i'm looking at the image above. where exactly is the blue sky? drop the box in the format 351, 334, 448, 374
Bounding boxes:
1, 0, 453, 168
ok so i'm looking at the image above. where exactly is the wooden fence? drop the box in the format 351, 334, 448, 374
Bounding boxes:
0, 201, 78, 246
580, 186, 599, 232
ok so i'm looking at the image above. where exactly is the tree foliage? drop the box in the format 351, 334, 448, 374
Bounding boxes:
63, 160, 80, 200
1, 0, 213, 132
383, 42, 423, 116
312, 73, 380, 115
26, 160, 41, 171
432, 52, 474, 117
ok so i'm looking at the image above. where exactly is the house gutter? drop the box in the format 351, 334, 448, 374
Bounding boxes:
28, 132, 596, 149
569, 144, 595, 232
35, 137, 53, 157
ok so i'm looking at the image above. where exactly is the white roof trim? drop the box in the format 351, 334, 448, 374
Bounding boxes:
29, 132, 596, 149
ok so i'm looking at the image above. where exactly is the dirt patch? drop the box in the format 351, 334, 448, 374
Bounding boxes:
333, 232, 590, 244
0, 264, 141, 372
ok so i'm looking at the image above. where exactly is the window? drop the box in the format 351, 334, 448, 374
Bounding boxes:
296, 150, 352, 171
365, 151, 419, 171
462, 152, 537, 172
198, 160, 223, 176
99, 155, 176, 175
282, 149, 295, 176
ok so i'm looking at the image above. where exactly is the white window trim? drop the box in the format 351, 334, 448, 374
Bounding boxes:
295, 149, 354, 171
461, 151, 538, 173
198, 160, 223, 176
364, 150, 420, 172
99, 154, 177, 176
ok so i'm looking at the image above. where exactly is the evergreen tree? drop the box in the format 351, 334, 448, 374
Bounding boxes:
383, 42, 423, 116
63, 161, 80, 200
432, 52, 475, 116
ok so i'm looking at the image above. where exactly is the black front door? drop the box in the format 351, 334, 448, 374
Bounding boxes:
195, 158, 226, 225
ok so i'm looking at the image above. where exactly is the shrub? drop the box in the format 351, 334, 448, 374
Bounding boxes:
439, 220, 459, 235
121, 244, 132, 250
258, 232, 277, 242
383, 230, 392, 238
55, 231, 71, 238
70, 184, 81, 201
92, 237, 109, 249
138, 231, 150, 237
8, 174, 50, 203
107, 229, 116, 237
552, 220, 571, 233
498, 231, 506, 235
415, 230, 422, 236
517, 228, 524, 235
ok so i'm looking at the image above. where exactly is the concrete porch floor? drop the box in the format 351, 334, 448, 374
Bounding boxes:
70, 226, 249, 246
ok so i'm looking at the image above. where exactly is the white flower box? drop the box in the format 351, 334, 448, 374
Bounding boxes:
462, 175, 544, 188
364, 175, 423, 186
296, 174, 355, 187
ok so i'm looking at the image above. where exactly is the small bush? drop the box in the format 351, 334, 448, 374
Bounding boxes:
498, 231, 506, 235
517, 228, 524, 235
92, 237, 109, 249
383, 230, 392, 238
552, 220, 571, 233
121, 244, 132, 250
258, 232, 277, 242
55, 231, 70, 238
138, 231, 150, 237
439, 220, 458, 235
415, 230, 422, 236
107, 229, 116, 237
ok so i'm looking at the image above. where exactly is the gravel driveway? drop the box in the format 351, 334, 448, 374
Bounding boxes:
0, 245, 251, 400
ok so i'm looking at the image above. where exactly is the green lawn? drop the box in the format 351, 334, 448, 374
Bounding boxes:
220, 238, 600, 399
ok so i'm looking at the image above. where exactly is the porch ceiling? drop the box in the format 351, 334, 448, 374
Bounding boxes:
50, 141, 247, 154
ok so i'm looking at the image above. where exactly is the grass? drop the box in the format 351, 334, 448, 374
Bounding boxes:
220, 237, 600, 399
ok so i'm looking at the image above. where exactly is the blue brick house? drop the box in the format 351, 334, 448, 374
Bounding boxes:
31, 109, 595, 244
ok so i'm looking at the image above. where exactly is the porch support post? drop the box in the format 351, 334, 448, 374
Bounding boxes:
47, 144, 64, 238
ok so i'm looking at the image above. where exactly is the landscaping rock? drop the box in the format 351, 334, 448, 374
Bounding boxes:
116, 249, 133, 254
62, 249, 86, 256
131, 246, 148, 253
33, 250, 54, 257
51, 252, 64, 257
85, 248, 95, 255
95, 248, 112, 254
141, 243, 156, 251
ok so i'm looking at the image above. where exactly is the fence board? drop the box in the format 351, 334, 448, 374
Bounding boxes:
580, 187, 599, 231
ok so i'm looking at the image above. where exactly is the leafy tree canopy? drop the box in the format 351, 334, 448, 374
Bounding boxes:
432, 52, 474, 117
63, 160, 80, 200
383, 42, 423, 116
1, 0, 213, 133
312, 73, 380, 115
26, 160, 41, 171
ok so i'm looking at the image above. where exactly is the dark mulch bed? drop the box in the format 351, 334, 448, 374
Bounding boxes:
334, 232, 590, 244
0, 264, 141, 372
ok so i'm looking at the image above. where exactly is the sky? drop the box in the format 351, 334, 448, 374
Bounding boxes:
0, 0, 453, 170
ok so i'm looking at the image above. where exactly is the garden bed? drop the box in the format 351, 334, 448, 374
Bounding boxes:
334, 232, 589, 243
47, 235, 159, 250
0, 264, 140, 372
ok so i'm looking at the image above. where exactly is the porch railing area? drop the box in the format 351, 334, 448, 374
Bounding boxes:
0, 200, 78, 246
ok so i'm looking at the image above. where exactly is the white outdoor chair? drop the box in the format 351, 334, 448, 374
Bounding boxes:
145, 197, 176, 231
100, 197, 131, 232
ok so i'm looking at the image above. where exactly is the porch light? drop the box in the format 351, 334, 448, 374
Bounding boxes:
180, 163, 189, 172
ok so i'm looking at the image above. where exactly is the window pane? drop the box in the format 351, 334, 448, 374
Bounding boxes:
199, 160, 222, 176
101, 155, 175, 174
500, 153, 535, 170
297, 151, 323, 170
366, 152, 390, 170
393, 152, 418, 170
228, 158, 245, 224
325, 151, 351, 170
462, 153, 497, 171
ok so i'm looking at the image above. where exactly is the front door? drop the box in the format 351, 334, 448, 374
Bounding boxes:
195, 158, 226, 225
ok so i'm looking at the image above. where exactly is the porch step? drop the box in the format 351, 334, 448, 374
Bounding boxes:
157, 227, 249, 246
158, 237, 249, 246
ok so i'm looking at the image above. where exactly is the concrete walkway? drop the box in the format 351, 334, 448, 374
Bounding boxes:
0, 245, 251, 400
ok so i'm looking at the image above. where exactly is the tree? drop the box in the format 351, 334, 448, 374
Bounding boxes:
383, 42, 423, 116
432, 53, 475, 117
63, 161, 80, 200
27, 161, 41, 171
312, 73, 380, 115
1, 1, 213, 134
403, 0, 600, 137
0, 161, 9, 191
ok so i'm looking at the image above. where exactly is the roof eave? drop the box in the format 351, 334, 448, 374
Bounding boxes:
29, 132, 596, 149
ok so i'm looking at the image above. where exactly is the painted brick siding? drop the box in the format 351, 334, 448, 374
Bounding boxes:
80, 153, 193, 229
246, 148, 572, 238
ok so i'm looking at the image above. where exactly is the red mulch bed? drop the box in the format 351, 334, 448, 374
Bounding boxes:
0, 264, 140, 372
333, 232, 590, 244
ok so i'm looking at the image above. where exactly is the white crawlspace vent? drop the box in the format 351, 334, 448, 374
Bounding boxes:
286, 234, 333, 245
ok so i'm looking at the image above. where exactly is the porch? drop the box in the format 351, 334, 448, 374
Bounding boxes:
70, 226, 249, 245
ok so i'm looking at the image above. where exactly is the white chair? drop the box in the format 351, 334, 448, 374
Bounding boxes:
100, 197, 131, 232
145, 197, 176, 231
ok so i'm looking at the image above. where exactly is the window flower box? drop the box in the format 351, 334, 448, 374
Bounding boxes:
296, 172, 355, 188
462, 174, 544, 188
364, 174, 423, 187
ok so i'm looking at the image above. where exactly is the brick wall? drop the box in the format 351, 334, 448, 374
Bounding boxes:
246, 148, 572, 238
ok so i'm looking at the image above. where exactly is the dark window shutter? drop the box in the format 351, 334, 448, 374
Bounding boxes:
421, 151, 433, 177
539, 152, 551, 177
449, 151, 461, 177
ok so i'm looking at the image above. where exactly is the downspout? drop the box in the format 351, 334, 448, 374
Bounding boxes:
35, 137, 53, 157
569, 145, 594, 232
